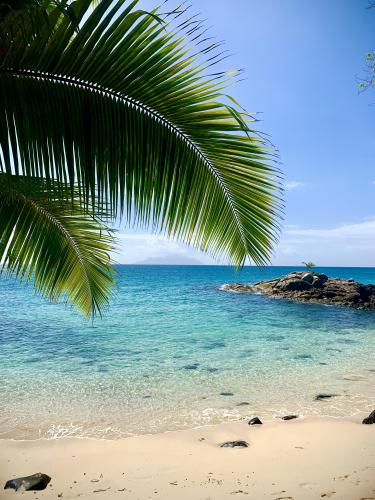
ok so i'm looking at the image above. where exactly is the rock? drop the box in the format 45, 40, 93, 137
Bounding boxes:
220, 440, 249, 448
248, 417, 262, 425
4, 473, 51, 491
294, 354, 312, 360
236, 402, 250, 406
182, 363, 199, 370
281, 415, 298, 420
312, 274, 328, 288
302, 272, 314, 283
315, 393, 338, 401
221, 272, 375, 310
362, 410, 375, 424
284, 279, 312, 291
219, 283, 253, 292
220, 392, 234, 396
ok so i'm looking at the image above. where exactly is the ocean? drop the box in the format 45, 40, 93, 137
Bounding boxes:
0, 265, 374, 439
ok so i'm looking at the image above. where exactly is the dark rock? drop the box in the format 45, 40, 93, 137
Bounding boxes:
294, 354, 312, 360
284, 279, 312, 291
280, 415, 298, 420
301, 272, 314, 284
221, 272, 375, 310
248, 417, 262, 425
236, 402, 250, 406
315, 393, 338, 401
4, 473, 51, 491
220, 392, 234, 396
362, 410, 375, 424
182, 363, 199, 370
220, 440, 249, 448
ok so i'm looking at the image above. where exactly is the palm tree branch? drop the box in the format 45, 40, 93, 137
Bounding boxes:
0, 175, 115, 316
2, 67, 259, 255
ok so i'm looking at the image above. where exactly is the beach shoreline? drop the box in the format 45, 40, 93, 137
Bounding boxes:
1, 417, 374, 499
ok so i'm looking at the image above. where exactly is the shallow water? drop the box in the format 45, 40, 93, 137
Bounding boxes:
0, 265, 374, 439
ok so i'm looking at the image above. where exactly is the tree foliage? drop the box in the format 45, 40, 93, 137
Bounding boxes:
359, 2, 375, 92
302, 261, 316, 270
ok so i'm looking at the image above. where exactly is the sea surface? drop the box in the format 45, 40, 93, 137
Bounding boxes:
0, 265, 374, 440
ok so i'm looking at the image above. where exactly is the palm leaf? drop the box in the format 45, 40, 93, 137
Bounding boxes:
0, 175, 115, 316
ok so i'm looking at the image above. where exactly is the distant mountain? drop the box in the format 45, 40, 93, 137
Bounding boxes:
133, 254, 204, 265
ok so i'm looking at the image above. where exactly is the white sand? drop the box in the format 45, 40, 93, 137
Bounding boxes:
1, 418, 374, 499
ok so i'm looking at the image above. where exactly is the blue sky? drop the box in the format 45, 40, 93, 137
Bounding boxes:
116, 0, 375, 266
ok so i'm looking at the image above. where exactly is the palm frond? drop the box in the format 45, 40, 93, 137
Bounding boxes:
1, 0, 282, 268
0, 175, 115, 316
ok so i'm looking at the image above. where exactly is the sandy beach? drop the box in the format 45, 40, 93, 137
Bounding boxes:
1, 417, 374, 500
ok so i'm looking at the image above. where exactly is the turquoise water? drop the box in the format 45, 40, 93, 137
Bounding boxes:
0, 265, 374, 439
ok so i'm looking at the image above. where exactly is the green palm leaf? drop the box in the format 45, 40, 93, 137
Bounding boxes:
0, 0, 282, 315
0, 175, 114, 316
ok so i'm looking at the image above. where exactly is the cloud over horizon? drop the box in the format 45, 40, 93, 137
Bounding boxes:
113, 216, 375, 267
272, 217, 375, 267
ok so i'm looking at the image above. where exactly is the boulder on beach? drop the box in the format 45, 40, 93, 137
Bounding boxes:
315, 393, 338, 401
248, 416, 262, 425
220, 440, 249, 448
4, 473, 51, 491
362, 410, 375, 424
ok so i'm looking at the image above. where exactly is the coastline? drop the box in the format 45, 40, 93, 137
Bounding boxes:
1, 418, 374, 499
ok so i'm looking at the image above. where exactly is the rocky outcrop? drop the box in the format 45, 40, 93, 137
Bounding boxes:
221, 272, 375, 310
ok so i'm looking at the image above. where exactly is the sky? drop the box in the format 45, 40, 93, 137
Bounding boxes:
116, 0, 375, 266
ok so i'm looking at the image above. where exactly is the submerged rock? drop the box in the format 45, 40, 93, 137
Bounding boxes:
221, 272, 375, 310
220, 440, 249, 448
248, 416, 262, 425
315, 393, 338, 401
4, 473, 51, 491
220, 392, 234, 396
362, 410, 375, 424
182, 363, 199, 370
236, 401, 250, 406
280, 415, 298, 421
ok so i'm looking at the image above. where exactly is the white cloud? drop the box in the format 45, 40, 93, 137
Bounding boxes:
284, 180, 304, 191
272, 217, 375, 266
285, 217, 375, 239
